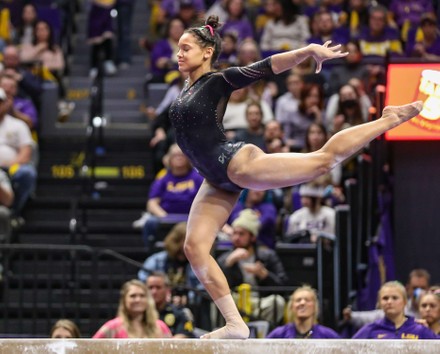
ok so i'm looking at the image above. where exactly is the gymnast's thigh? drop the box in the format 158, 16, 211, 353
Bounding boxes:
186, 180, 240, 244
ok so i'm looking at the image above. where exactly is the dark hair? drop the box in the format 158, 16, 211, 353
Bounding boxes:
33, 20, 57, 52
298, 83, 324, 116
304, 122, 327, 152
186, 15, 222, 64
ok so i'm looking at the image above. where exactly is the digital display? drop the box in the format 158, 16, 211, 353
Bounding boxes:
385, 62, 440, 140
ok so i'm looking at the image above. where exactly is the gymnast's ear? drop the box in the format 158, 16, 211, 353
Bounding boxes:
204, 46, 214, 59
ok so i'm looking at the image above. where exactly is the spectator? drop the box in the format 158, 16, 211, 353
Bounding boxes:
222, 86, 274, 137
307, 9, 349, 47
14, 3, 38, 46
217, 32, 238, 68
418, 287, 440, 336
19, 20, 65, 77
148, 17, 185, 84
259, 0, 310, 53
274, 72, 304, 132
357, 5, 402, 59
87, 0, 117, 77
340, 0, 370, 39
406, 12, 440, 61
115, 0, 135, 69
263, 120, 289, 154
277, 83, 324, 151
389, 0, 434, 41
160, 0, 205, 20
219, 0, 254, 43
285, 182, 335, 243
301, 123, 342, 188
146, 272, 195, 338
133, 144, 203, 249
2, 45, 42, 107
0, 169, 14, 243
138, 222, 201, 294
266, 285, 340, 338
327, 83, 366, 135
0, 87, 37, 221
353, 281, 437, 339
0, 74, 38, 129
217, 209, 288, 324
327, 40, 369, 96
343, 268, 431, 329
254, 0, 278, 41
227, 189, 278, 249
93, 279, 172, 338
232, 100, 266, 150
50, 319, 81, 338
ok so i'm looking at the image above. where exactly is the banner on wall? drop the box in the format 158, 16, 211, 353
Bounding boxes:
385, 63, 440, 140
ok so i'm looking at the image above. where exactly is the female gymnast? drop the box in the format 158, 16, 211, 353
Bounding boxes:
169, 15, 423, 339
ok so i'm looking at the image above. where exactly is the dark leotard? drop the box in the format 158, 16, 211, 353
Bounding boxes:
169, 58, 274, 192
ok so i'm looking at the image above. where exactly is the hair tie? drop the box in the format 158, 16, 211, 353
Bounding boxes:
205, 24, 214, 36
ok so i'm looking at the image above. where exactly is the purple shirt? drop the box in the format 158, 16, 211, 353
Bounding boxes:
267, 323, 340, 339
390, 0, 433, 27
150, 39, 178, 77
353, 316, 438, 339
14, 97, 38, 128
220, 18, 254, 43
357, 26, 402, 58
148, 168, 203, 214
406, 28, 440, 57
161, 0, 205, 17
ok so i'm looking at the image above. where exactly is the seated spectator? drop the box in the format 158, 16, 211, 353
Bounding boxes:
217, 209, 288, 324
222, 86, 273, 138
226, 189, 278, 249
259, 0, 310, 53
2, 44, 43, 107
0, 169, 14, 243
0, 87, 37, 221
219, 0, 254, 43
232, 100, 266, 150
254, 0, 278, 42
389, 0, 433, 42
0, 74, 38, 129
134, 144, 203, 249
146, 272, 195, 338
148, 17, 185, 84
138, 222, 201, 294
266, 285, 340, 338
327, 83, 366, 135
327, 40, 369, 96
418, 287, 440, 336
343, 268, 431, 329
357, 5, 402, 59
275, 72, 304, 131
263, 120, 289, 154
50, 319, 81, 338
217, 32, 238, 68
352, 281, 437, 339
19, 20, 65, 79
405, 12, 440, 61
276, 83, 324, 152
339, 0, 370, 39
285, 182, 335, 243
93, 279, 172, 338
14, 3, 38, 46
307, 9, 349, 47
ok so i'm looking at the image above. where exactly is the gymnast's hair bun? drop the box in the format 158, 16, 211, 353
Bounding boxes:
205, 15, 221, 30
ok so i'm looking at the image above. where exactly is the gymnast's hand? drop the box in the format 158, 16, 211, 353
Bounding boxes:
309, 41, 348, 74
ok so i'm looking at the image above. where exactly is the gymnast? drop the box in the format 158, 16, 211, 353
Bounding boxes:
169, 15, 423, 339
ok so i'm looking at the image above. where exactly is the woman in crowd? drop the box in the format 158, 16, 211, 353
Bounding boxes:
353, 281, 437, 339
419, 287, 440, 336
50, 319, 81, 339
93, 279, 171, 338
267, 285, 340, 338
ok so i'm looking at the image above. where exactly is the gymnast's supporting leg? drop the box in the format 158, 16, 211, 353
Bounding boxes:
183, 181, 249, 339
227, 101, 423, 190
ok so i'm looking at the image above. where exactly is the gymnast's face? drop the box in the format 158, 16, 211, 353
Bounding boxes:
177, 33, 213, 73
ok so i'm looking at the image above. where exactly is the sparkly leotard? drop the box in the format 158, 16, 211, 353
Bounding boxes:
169, 58, 274, 192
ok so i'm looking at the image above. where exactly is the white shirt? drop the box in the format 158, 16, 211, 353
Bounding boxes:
286, 205, 335, 236
223, 100, 274, 130
0, 114, 34, 167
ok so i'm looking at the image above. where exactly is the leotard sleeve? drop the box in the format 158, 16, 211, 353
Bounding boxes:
220, 57, 274, 90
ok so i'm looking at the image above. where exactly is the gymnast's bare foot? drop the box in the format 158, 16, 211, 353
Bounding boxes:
381, 100, 424, 128
200, 321, 250, 339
